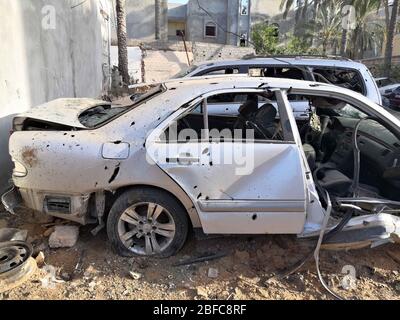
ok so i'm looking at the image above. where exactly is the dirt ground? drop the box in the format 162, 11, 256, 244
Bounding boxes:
1, 209, 399, 300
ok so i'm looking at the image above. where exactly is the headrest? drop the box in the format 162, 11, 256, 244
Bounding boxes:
238, 100, 258, 117
254, 103, 277, 123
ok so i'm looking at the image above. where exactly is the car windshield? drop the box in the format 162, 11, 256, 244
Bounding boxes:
172, 65, 199, 78
78, 85, 164, 128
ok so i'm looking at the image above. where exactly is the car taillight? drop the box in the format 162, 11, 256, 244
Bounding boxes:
12, 160, 27, 177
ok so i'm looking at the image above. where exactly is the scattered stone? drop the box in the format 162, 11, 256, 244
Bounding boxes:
196, 286, 208, 298
35, 251, 45, 268
48, 226, 79, 248
61, 272, 71, 281
208, 268, 219, 278
129, 271, 142, 280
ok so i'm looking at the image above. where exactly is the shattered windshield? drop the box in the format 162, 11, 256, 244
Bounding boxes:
312, 67, 365, 94
78, 85, 164, 128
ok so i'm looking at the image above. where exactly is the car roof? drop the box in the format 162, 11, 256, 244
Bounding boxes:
193, 57, 367, 70
162, 75, 344, 93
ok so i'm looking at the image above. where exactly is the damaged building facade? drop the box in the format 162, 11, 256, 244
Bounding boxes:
122, 0, 286, 46
0, 0, 112, 193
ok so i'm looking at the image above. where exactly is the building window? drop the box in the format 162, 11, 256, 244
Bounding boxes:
240, 0, 249, 15
205, 22, 217, 37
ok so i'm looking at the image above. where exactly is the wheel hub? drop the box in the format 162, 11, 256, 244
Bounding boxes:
142, 223, 153, 234
0, 242, 31, 274
118, 202, 176, 255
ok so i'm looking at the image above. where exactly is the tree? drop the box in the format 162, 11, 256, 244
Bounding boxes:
280, 0, 308, 35
251, 23, 283, 54
349, 0, 381, 59
314, 1, 343, 54
116, 0, 130, 85
384, 0, 399, 76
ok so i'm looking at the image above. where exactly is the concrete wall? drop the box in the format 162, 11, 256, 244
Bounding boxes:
125, 0, 157, 40
192, 42, 255, 63
117, 0, 168, 41
0, 0, 111, 193
143, 50, 193, 82
110, 46, 143, 83
186, 0, 229, 45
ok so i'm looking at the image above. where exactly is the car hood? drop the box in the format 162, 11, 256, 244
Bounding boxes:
15, 98, 111, 129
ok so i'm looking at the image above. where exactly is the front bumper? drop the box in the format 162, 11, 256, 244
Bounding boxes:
1, 187, 22, 215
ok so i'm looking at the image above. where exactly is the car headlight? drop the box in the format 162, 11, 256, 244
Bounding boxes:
12, 160, 27, 177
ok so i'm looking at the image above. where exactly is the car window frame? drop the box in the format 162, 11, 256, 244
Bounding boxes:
156, 88, 297, 144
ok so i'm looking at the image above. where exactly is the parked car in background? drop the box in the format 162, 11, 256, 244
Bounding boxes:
3, 76, 400, 257
375, 77, 400, 95
174, 56, 383, 108
384, 86, 400, 109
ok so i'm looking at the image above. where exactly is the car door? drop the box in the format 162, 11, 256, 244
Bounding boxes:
146, 88, 308, 234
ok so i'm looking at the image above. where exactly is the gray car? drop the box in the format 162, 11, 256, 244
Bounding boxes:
3, 76, 400, 257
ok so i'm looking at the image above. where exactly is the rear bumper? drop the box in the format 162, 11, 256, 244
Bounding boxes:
1, 187, 22, 215
2, 186, 91, 225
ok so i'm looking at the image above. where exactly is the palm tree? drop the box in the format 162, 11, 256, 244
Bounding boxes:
384, 0, 399, 76
349, 0, 381, 59
280, 0, 308, 36
314, 1, 343, 54
116, 0, 129, 85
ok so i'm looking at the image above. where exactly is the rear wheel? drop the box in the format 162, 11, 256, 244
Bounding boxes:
107, 188, 189, 258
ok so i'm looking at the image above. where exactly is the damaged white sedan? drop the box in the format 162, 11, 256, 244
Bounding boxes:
2, 76, 400, 257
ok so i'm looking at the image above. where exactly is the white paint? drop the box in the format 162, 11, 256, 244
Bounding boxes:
110, 46, 143, 83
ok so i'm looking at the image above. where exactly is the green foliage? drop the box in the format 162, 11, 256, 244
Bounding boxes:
251, 22, 322, 55
251, 23, 284, 55
285, 36, 322, 55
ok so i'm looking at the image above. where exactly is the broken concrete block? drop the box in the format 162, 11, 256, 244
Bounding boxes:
48, 226, 79, 248
207, 268, 219, 278
35, 251, 45, 268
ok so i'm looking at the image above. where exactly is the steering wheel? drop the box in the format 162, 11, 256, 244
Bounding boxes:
245, 120, 270, 140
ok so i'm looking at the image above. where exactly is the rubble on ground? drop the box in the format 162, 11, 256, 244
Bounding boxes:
48, 226, 79, 249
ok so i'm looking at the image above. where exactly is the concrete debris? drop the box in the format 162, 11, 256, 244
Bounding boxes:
48, 226, 79, 248
207, 268, 219, 279
196, 286, 208, 298
40, 265, 65, 289
129, 271, 142, 280
35, 251, 45, 268
0, 228, 28, 242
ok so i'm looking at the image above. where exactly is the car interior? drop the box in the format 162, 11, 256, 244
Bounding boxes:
166, 91, 400, 206
299, 95, 400, 204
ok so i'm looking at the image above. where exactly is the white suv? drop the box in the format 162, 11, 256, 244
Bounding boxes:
174, 56, 382, 117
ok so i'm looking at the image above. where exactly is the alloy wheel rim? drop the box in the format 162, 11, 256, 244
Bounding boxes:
118, 202, 176, 255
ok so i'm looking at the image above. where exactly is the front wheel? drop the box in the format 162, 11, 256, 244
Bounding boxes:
107, 188, 189, 258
